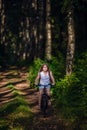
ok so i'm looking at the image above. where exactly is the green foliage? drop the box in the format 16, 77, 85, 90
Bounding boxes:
49, 56, 65, 80
53, 52, 87, 128
53, 74, 79, 108
75, 52, 87, 86
53, 73, 87, 121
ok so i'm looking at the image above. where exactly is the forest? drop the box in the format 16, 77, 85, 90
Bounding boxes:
0, 0, 87, 130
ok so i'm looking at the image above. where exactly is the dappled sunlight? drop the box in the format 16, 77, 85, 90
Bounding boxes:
0, 67, 29, 107
0, 67, 73, 130
0, 97, 16, 106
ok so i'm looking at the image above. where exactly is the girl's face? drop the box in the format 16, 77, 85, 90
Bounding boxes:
42, 65, 48, 72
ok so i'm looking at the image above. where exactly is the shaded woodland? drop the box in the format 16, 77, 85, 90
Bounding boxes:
0, 0, 87, 67
0, 0, 87, 130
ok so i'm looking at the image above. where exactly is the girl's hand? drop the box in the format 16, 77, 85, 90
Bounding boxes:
51, 83, 55, 86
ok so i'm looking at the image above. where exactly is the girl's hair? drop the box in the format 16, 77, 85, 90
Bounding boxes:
39, 64, 52, 82
39, 64, 50, 72
39, 64, 52, 81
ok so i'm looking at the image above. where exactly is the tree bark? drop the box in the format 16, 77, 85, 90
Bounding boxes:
45, 0, 52, 61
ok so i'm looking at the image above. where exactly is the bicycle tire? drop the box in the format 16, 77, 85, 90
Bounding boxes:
40, 93, 48, 113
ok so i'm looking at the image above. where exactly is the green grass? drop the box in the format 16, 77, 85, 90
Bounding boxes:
0, 96, 33, 130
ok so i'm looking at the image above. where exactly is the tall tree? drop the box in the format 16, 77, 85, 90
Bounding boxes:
65, 1, 75, 75
45, 0, 52, 61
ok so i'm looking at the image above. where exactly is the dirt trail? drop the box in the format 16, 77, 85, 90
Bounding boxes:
0, 67, 64, 130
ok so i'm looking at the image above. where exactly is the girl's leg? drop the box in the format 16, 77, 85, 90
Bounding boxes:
46, 87, 50, 97
46, 87, 51, 106
38, 89, 43, 108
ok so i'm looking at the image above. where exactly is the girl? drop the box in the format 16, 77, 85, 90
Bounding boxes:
35, 64, 55, 109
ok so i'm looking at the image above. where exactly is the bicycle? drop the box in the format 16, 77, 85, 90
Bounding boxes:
40, 85, 50, 117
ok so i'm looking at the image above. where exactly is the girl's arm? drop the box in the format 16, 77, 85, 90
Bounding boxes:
50, 71, 55, 85
35, 72, 40, 85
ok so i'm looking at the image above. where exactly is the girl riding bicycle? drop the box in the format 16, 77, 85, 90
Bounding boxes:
35, 64, 55, 109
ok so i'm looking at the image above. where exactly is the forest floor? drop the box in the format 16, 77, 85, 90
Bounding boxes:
0, 67, 66, 130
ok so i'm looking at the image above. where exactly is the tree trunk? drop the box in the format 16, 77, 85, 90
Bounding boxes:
0, 0, 5, 45
36, 0, 45, 58
45, 0, 52, 61
66, 6, 75, 76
